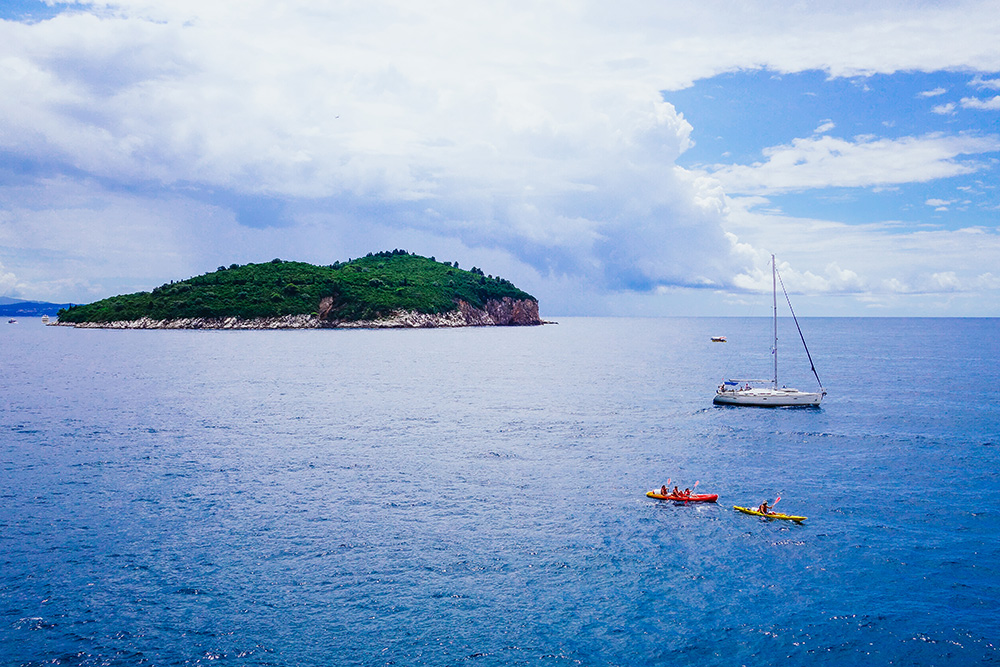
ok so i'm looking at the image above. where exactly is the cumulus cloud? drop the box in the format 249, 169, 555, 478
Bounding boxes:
929, 271, 961, 291
960, 95, 1000, 110
970, 75, 1000, 90
708, 133, 1000, 195
731, 258, 866, 294
0, 0, 745, 300
724, 198, 1000, 306
918, 87, 948, 97
0, 260, 18, 295
975, 272, 1000, 288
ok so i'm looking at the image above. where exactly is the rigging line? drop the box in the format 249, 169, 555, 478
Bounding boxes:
774, 265, 824, 390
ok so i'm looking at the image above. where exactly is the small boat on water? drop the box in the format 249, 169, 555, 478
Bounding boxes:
710, 336, 727, 342
714, 254, 825, 407
7, 318, 16, 324
647, 491, 718, 502
734, 505, 806, 522
41, 315, 50, 324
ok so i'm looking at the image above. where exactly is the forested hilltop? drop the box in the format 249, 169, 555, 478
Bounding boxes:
56, 251, 541, 327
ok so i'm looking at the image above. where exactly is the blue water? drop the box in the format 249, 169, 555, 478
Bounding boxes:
2, 317, 998, 666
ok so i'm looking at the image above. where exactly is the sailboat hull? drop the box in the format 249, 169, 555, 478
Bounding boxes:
714, 388, 823, 407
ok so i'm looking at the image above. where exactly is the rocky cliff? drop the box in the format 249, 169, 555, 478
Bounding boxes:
322, 296, 541, 327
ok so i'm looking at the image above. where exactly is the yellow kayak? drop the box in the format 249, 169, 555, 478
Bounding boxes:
734, 505, 806, 522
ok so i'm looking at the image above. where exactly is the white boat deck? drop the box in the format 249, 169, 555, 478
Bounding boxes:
714, 385, 823, 407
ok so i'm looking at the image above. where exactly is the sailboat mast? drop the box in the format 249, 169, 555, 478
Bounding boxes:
772, 254, 778, 389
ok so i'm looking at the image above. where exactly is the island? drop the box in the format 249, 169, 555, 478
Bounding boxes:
54, 251, 544, 329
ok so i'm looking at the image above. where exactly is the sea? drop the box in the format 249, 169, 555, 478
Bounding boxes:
2, 316, 998, 666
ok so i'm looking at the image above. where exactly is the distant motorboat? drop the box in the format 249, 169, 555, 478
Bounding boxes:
41, 315, 50, 324
714, 255, 825, 408
711, 336, 727, 342
7, 318, 16, 324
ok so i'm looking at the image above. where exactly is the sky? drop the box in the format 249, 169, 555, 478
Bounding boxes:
1, 0, 998, 316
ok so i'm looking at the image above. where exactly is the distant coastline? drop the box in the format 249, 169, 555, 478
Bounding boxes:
0, 299, 74, 318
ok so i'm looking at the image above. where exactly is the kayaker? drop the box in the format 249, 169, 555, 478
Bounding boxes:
757, 501, 771, 515
660, 485, 668, 495
672, 486, 680, 496
683, 488, 691, 498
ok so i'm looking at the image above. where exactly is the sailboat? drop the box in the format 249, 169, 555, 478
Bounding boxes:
714, 255, 825, 407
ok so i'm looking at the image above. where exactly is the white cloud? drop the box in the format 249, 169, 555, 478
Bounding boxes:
961, 95, 1000, 110
918, 87, 948, 97
924, 198, 955, 212
932, 102, 957, 115
971, 75, 1000, 90
813, 120, 835, 134
4, 1, 1000, 205
975, 272, 1000, 288
0, 260, 18, 295
929, 271, 961, 291
708, 133, 1000, 195
723, 198, 1000, 309
0, 2, 740, 300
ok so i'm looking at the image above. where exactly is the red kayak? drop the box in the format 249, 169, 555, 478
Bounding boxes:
646, 491, 719, 503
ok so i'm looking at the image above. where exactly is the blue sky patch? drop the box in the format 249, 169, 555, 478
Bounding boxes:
0, 0, 67, 22
666, 69, 1000, 230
